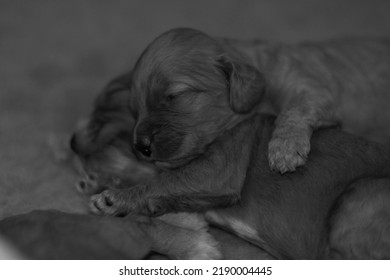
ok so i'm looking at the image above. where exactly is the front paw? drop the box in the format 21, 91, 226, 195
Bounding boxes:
89, 189, 144, 216
268, 130, 311, 174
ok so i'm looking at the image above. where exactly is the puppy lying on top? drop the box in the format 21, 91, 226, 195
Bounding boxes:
71, 71, 390, 259
126, 28, 390, 173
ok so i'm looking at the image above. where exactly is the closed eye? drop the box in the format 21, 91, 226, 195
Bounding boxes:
165, 91, 189, 102
164, 84, 203, 104
165, 82, 194, 102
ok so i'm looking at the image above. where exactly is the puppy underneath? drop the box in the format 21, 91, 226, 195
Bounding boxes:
71, 71, 390, 259
87, 113, 390, 259
70, 73, 155, 195
328, 178, 390, 259
69, 75, 221, 260
128, 28, 390, 173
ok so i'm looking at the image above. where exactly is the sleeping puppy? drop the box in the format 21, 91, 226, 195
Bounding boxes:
71, 70, 390, 259
70, 74, 221, 259
72, 74, 390, 259
128, 28, 390, 173
87, 113, 390, 259
70, 73, 156, 195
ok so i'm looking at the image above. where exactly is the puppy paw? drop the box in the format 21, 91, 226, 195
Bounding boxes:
89, 189, 130, 216
268, 131, 310, 173
89, 187, 148, 216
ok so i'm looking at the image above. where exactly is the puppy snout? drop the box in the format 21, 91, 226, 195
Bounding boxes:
135, 135, 152, 158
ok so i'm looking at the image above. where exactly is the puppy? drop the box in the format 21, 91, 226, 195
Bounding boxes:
72, 74, 390, 259
0, 210, 220, 260
128, 28, 390, 173
328, 178, 390, 259
70, 73, 156, 195
74, 81, 390, 259
88, 111, 390, 259
70, 74, 221, 259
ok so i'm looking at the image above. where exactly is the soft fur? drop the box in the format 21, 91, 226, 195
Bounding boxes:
128, 28, 390, 173
71, 72, 390, 259
89, 115, 390, 259
70, 76, 221, 259
71, 73, 157, 195
0, 210, 220, 260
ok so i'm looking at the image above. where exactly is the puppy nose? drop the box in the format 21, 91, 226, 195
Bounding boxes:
135, 136, 152, 158
69, 134, 79, 154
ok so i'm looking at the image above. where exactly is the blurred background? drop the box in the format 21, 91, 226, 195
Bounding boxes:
1, 0, 390, 219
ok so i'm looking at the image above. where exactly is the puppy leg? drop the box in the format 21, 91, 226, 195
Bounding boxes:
134, 213, 221, 260
268, 93, 336, 173
268, 109, 312, 173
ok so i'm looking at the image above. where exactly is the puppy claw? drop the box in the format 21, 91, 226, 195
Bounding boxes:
89, 200, 105, 215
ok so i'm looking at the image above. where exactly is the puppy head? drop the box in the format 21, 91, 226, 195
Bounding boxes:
70, 74, 156, 191
71, 73, 134, 157
131, 28, 265, 167
73, 132, 156, 194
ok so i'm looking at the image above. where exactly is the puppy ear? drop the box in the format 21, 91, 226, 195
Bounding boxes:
218, 56, 265, 114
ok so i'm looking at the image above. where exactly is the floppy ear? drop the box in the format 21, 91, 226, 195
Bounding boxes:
218, 56, 265, 114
